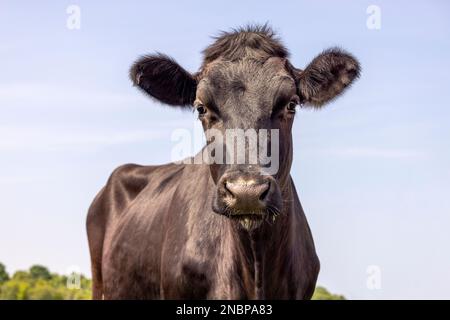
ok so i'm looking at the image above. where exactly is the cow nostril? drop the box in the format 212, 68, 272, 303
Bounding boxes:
224, 182, 235, 198
259, 182, 270, 201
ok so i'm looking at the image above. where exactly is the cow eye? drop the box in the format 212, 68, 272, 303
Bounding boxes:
196, 104, 207, 116
287, 100, 298, 113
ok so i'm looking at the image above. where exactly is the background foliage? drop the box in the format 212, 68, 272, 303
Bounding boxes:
311, 286, 345, 300
0, 262, 91, 300
0, 262, 343, 300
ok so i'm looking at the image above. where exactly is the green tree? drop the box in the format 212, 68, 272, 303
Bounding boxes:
0, 264, 92, 300
0, 279, 30, 300
27, 280, 64, 300
312, 286, 345, 300
29, 265, 51, 280
0, 263, 9, 284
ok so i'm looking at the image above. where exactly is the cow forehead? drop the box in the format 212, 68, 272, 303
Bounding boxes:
197, 57, 295, 115
200, 57, 291, 88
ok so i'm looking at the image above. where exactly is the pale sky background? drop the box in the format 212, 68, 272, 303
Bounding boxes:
1, 0, 449, 299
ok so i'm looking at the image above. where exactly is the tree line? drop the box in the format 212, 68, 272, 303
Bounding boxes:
0, 262, 91, 300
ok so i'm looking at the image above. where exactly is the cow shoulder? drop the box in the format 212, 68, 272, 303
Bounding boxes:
87, 163, 156, 225
87, 164, 141, 227
108, 162, 189, 205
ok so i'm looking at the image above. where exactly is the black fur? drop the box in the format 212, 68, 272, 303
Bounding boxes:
296, 48, 361, 107
129, 53, 197, 107
202, 24, 289, 66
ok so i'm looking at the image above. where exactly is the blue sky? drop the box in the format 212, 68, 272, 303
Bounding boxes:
0, 0, 449, 299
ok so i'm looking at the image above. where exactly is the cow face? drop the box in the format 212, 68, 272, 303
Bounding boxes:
130, 29, 359, 230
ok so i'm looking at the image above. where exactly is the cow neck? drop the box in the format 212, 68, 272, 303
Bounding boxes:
230, 180, 293, 299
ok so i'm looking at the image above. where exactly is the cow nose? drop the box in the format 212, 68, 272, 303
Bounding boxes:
224, 179, 270, 210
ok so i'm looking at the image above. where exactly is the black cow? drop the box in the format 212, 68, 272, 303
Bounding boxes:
86, 25, 360, 299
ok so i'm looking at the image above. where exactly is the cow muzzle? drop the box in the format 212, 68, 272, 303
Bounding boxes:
212, 169, 282, 230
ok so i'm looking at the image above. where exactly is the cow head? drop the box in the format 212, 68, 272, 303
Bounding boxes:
130, 26, 360, 230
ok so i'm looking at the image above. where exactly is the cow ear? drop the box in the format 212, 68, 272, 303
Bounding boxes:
130, 54, 197, 107
294, 48, 360, 108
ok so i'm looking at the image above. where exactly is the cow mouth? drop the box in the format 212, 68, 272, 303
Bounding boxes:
230, 212, 278, 231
